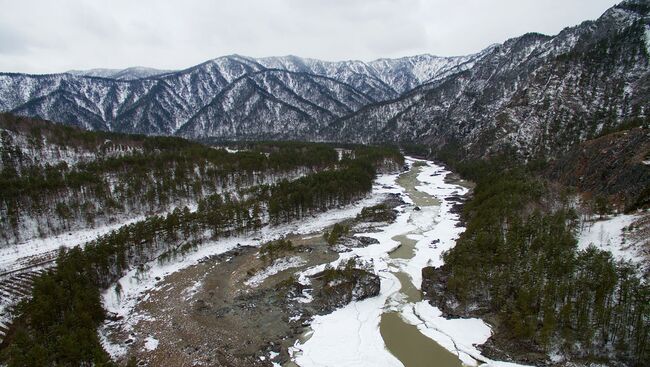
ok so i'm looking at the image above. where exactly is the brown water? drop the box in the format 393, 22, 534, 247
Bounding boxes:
380, 312, 462, 367
288, 161, 465, 367
396, 164, 441, 208
389, 234, 418, 259
393, 271, 422, 303
380, 161, 464, 367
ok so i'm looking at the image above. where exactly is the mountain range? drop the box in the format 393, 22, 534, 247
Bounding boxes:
1, 0, 649, 158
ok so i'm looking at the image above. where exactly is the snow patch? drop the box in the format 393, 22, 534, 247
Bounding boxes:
577, 214, 643, 264
143, 336, 159, 351
98, 324, 127, 358
245, 256, 306, 287
0, 215, 146, 274
400, 301, 492, 366
291, 272, 404, 367
644, 25, 650, 55
182, 279, 204, 300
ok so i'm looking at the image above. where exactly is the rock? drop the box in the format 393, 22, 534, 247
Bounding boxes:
357, 203, 398, 222
311, 267, 380, 314
339, 236, 379, 249
105, 311, 122, 321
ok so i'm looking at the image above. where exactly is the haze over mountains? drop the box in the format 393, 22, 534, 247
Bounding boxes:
0, 0, 649, 158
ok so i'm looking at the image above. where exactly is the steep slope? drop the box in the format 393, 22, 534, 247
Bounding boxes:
177, 69, 377, 140
253, 52, 486, 96
1, 56, 266, 135
0, 53, 473, 137
1, 1, 648, 158
324, 0, 650, 158
548, 124, 650, 210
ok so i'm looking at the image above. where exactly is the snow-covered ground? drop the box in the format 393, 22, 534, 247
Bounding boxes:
290, 158, 532, 367
0, 216, 146, 274
577, 213, 646, 265
245, 256, 306, 287
401, 302, 492, 365
0, 201, 203, 274
143, 336, 159, 351
98, 175, 391, 358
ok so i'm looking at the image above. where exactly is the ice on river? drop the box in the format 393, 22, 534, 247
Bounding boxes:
292, 158, 532, 367
98, 170, 394, 359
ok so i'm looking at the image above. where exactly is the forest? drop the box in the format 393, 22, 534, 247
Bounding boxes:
0, 114, 345, 244
0, 137, 402, 366
424, 155, 649, 366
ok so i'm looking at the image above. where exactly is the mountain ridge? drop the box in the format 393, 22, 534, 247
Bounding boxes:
0, 0, 648, 159
322, 0, 650, 158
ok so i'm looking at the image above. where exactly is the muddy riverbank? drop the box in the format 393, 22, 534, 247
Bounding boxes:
101, 193, 406, 366
290, 159, 486, 367
99, 158, 527, 367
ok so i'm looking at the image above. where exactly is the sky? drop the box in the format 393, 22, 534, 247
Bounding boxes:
0, 0, 621, 74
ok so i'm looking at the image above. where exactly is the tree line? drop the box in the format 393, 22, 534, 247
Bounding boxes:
0, 146, 403, 366
0, 116, 344, 244
428, 158, 648, 366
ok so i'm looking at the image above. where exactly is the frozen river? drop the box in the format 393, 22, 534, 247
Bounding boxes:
290, 158, 528, 367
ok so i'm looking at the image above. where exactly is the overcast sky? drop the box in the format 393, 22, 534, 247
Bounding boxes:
0, 0, 621, 74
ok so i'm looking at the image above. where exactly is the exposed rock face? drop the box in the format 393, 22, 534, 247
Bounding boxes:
548, 126, 650, 210
421, 266, 467, 317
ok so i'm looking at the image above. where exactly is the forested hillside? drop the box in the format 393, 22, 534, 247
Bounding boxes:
0, 2, 648, 162
423, 130, 649, 366
324, 0, 650, 159
0, 114, 342, 245
0, 121, 403, 365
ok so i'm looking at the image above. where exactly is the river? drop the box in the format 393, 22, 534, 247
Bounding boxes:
289, 157, 500, 367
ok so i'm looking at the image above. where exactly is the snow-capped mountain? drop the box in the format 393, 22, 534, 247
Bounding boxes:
0, 52, 485, 138
252, 53, 484, 94
0, 0, 648, 158
325, 0, 650, 158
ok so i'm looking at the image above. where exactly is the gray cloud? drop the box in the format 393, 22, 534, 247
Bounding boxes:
0, 0, 621, 73
0, 24, 28, 54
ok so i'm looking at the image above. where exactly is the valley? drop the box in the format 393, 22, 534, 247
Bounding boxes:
0, 1, 649, 366
95, 157, 509, 367
0, 116, 648, 367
